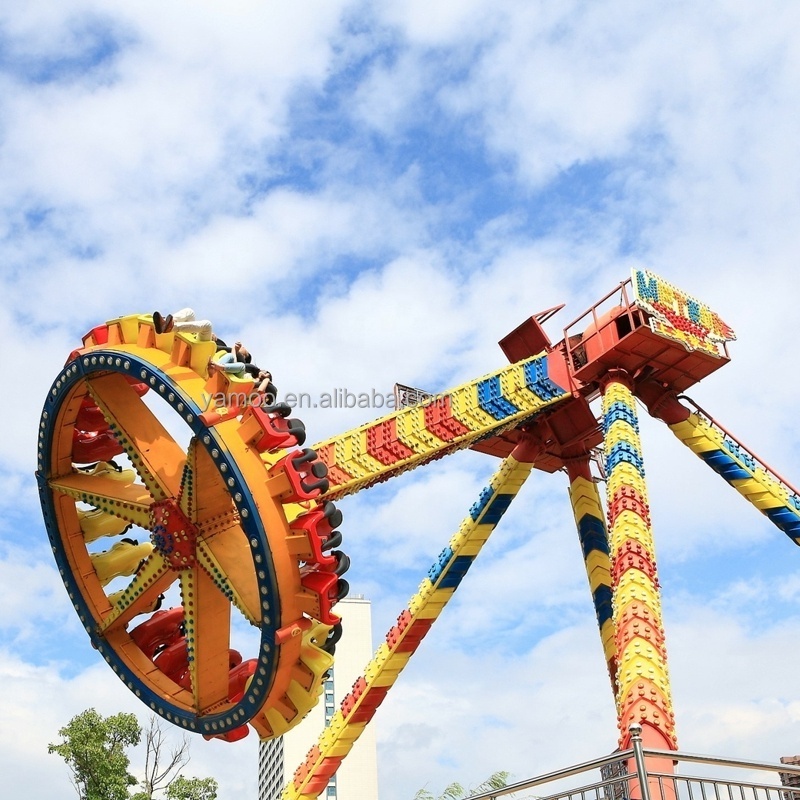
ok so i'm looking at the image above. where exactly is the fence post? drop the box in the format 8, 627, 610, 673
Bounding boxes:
630, 723, 653, 800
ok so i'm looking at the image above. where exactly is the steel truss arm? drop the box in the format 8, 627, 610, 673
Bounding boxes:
310, 353, 569, 501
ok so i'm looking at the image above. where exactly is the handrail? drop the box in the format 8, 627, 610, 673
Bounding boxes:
640, 748, 800, 778
464, 749, 635, 800
561, 278, 635, 336
464, 745, 800, 800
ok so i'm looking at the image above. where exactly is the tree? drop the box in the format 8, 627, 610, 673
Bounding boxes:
414, 771, 512, 799
131, 716, 190, 800
164, 776, 218, 800
48, 708, 141, 800
50, 710, 217, 800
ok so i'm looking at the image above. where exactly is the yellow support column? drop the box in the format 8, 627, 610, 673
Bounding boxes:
600, 371, 677, 798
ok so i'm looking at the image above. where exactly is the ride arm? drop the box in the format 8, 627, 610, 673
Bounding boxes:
310, 352, 570, 501
637, 382, 800, 546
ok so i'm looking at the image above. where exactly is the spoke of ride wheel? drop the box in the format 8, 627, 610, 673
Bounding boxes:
178, 441, 197, 519
197, 519, 261, 624
180, 567, 232, 711
49, 473, 153, 528
86, 373, 186, 501
196, 539, 259, 625
184, 438, 236, 524
99, 553, 177, 632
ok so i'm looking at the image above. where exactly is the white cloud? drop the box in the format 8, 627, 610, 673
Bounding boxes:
0, 545, 76, 641
380, 1, 499, 48
3, 1, 800, 799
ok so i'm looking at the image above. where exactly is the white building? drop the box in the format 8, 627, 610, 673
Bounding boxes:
258, 596, 379, 800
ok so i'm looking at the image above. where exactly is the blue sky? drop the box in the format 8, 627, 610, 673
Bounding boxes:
3, 2, 800, 798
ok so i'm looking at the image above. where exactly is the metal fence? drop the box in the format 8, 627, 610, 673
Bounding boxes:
466, 725, 800, 800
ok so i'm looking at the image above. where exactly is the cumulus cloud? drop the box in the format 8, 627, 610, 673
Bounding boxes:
3, 2, 800, 800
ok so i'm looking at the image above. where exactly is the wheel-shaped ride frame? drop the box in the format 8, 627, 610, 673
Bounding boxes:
36, 319, 346, 740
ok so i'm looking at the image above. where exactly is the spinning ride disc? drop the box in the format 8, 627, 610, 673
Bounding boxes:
36, 315, 347, 740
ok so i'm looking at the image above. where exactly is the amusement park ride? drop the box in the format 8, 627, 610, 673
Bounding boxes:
36, 269, 800, 799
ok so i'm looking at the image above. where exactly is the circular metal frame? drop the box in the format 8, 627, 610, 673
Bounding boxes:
37, 348, 302, 736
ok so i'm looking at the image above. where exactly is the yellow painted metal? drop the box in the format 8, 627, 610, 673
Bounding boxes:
602, 378, 677, 750
669, 413, 800, 543
196, 540, 259, 625
608, 514, 657, 550
46, 315, 347, 741
311, 354, 570, 501
351, 431, 386, 475
584, 549, 612, 591
395, 405, 442, 452
86, 372, 185, 500
616, 653, 672, 701
100, 554, 174, 632
569, 476, 605, 519
449, 383, 498, 430
604, 421, 640, 450
50, 473, 153, 528
74, 460, 137, 483
600, 619, 615, 662
78, 507, 132, 542
500, 363, 544, 406
606, 462, 648, 497
90, 539, 154, 585
614, 569, 664, 615
188, 565, 232, 713
568, 471, 616, 683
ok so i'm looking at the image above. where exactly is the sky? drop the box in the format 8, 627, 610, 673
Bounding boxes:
2, 1, 800, 798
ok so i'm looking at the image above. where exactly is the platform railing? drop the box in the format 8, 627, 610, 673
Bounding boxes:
561, 277, 640, 375
465, 726, 800, 800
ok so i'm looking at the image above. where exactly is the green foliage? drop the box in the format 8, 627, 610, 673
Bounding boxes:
50, 710, 217, 800
471, 772, 511, 794
414, 770, 511, 799
133, 776, 217, 800
165, 776, 218, 800
413, 785, 465, 800
48, 708, 142, 800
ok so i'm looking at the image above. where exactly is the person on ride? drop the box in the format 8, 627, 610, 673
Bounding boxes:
153, 308, 213, 341
251, 369, 277, 404
208, 359, 277, 404
211, 341, 253, 374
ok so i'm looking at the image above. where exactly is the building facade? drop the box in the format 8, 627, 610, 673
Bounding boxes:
258, 596, 379, 800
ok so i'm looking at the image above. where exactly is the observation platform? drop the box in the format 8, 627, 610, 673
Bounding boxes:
471, 271, 736, 470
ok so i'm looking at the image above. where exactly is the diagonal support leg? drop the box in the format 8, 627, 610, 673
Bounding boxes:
283, 439, 541, 800
566, 457, 616, 691
637, 381, 800, 546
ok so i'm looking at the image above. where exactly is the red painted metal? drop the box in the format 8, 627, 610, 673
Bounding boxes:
471, 276, 733, 471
